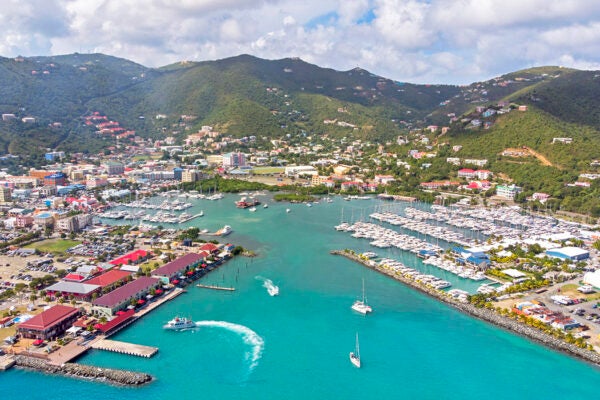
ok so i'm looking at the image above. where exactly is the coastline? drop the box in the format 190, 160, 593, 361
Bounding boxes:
331, 249, 600, 368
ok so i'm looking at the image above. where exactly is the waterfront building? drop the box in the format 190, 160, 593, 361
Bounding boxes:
17, 305, 80, 340
91, 276, 161, 318
151, 252, 207, 284
85, 269, 132, 290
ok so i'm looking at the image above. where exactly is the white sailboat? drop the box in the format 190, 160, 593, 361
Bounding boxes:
349, 332, 361, 368
351, 278, 372, 314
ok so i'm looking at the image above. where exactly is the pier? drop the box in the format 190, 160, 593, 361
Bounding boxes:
196, 284, 236, 291
91, 339, 158, 358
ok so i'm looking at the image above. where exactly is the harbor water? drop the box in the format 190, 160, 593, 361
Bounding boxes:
2, 194, 599, 399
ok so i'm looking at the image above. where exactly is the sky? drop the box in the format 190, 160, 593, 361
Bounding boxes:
2, 0, 600, 84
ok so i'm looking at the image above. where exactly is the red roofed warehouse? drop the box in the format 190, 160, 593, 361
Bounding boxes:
17, 305, 80, 340
91, 276, 160, 318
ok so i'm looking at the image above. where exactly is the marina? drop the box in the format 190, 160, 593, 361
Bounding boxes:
3, 195, 600, 400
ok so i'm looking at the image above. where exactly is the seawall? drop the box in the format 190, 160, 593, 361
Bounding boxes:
14, 355, 153, 386
331, 250, 600, 368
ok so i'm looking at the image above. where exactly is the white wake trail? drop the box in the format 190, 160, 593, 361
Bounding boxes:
255, 276, 279, 296
194, 320, 264, 370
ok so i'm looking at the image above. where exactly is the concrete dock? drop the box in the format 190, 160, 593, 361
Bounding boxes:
91, 339, 158, 358
0, 355, 15, 370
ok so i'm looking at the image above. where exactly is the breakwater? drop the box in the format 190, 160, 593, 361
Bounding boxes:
14, 355, 153, 386
331, 249, 600, 368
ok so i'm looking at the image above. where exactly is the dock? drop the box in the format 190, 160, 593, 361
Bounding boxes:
196, 284, 236, 291
0, 355, 15, 370
91, 339, 158, 358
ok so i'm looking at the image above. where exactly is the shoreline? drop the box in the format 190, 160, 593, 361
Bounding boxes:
331, 249, 600, 368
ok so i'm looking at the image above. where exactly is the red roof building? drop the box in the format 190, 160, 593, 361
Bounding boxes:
17, 305, 80, 340
96, 309, 136, 334
85, 269, 131, 288
151, 253, 205, 282
91, 276, 160, 317
109, 249, 151, 266
199, 243, 219, 253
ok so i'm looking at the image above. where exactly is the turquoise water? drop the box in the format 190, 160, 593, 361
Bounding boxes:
2, 195, 599, 399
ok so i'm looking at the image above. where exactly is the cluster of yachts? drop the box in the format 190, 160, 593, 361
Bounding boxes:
370, 211, 474, 247
422, 256, 487, 281
97, 209, 203, 224
159, 190, 225, 200
415, 205, 585, 240
378, 258, 452, 290
121, 198, 194, 211
335, 221, 443, 254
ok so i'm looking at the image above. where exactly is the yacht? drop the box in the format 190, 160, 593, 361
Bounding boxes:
263, 203, 268, 209
286, 208, 291, 213
349, 333, 361, 368
248, 207, 257, 212
216, 225, 232, 236
352, 279, 372, 315
163, 316, 196, 330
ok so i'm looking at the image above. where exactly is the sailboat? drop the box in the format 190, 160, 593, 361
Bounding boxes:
351, 278, 372, 314
349, 332, 361, 368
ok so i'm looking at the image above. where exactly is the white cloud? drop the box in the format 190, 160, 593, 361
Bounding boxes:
1, 0, 600, 83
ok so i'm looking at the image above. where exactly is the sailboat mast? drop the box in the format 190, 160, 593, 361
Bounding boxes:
356, 333, 360, 358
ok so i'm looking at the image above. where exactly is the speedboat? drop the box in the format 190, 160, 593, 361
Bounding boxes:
163, 316, 196, 330
267, 285, 280, 296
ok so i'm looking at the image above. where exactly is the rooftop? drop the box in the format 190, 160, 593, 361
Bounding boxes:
18, 305, 79, 331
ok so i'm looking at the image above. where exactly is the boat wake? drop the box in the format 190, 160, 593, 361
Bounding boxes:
194, 320, 264, 370
256, 276, 279, 296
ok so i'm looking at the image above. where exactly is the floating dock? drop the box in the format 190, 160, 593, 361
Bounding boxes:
196, 284, 236, 291
91, 339, 158, 358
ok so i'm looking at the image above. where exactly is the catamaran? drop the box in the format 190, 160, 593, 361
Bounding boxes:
349, 332, 361, 368
351, 278, 372, 314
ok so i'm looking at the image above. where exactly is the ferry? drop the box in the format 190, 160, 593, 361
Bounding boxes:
163, 316, 196, 330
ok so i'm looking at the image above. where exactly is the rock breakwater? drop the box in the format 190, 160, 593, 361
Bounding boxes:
14, 355, 153, 386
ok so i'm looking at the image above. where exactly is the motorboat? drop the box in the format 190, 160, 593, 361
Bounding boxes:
163, 316, 196, 330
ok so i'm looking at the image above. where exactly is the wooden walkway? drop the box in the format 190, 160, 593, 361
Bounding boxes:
91, 339, 158, 358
